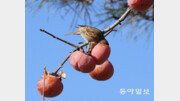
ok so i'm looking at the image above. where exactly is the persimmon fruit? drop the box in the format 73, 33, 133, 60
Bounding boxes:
69, 51, 96, 73
91, 43, 111, 64
128, 0, 154, 11
89, 60, 114, 81
37, 75, 63, 97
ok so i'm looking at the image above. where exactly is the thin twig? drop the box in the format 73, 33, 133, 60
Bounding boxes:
40, 29, 79, 48
54, 42, 89, 74
104, 29, 113, 37
103, 7, 132, 33
54, 54, 71, 74
42, 66, 46, 101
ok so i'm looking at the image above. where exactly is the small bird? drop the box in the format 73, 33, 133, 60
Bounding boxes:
64, 25, 105, 43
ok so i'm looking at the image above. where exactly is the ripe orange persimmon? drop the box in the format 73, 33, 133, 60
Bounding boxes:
69, 51, 96, 73
128, 0, 154, 11
37, 75, 63, 97
89, 60, 114, 81
91, 43, 111, 64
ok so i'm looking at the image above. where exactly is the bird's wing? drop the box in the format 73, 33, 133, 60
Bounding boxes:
85, 27, 102, 38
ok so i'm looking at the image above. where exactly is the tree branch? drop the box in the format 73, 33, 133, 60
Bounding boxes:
40, 29, 79, 48
54, 54, 71, 74
103, 7, 132, 33
53, 42, 88, 74
42, 66, 46, 101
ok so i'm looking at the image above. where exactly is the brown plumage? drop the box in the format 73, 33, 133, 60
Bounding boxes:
64, 25, 105, 43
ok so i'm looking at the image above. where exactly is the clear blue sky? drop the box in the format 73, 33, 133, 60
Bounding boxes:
26, 1, 154, 101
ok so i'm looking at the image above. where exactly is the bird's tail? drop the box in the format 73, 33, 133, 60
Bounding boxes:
64, 33, 73, 36
64, 32, 80, 36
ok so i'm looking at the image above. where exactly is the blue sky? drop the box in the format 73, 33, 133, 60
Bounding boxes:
26, 1, 154, 101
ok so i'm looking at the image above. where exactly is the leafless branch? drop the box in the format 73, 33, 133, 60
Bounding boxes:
54, 54, 71, 74
40, 29, 79, 48
42, 66, 46, 101
103, 7, 132, 33
54, 42, 88, 74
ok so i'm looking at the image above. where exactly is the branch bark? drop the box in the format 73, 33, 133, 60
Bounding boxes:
103, 7, 132, 33
40, 29, 79, 48
42, 66, 46, 101
53, 42, 88, 74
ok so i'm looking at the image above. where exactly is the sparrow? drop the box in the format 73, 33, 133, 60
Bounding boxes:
64, 25, 105, 43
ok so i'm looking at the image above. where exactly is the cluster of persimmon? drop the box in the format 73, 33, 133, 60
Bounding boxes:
69, 39, 113, 81
37, 0, 154, 98
36, 40, 112, 98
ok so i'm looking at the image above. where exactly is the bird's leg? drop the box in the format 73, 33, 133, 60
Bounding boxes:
87, 42, 92, 55
78, 42, 87, 49
87, 42, 97, 55
88, 42, 91, 52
